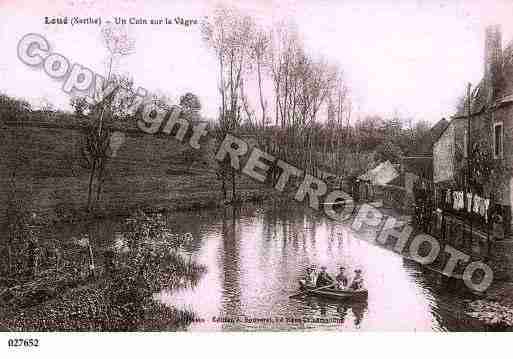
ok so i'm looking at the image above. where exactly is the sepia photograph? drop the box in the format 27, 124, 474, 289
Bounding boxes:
1, 1, 513, 354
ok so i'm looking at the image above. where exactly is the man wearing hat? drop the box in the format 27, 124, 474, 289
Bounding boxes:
316, 266, 334, 288
349, 269, 364, 290
335, 266, 348, 289
301, 266, 317, 288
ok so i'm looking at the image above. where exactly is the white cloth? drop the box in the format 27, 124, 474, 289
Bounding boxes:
466, 193, 473, 212
473, 195, 481, 214
454, 191, 464, 210
436, 208, 443, 229
483, 199, 490, 222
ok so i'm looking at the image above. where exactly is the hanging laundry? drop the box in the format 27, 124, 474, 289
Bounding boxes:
453, 191, 459, 210
436, 208, 443, 230
483, 199, 490, 223
446, 189, 451, 204
457, 191, 465, 210
473, 195, 481, 214
466, 192, 473, 212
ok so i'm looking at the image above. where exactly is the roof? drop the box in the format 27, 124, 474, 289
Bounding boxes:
434, 31, 513, 145
413, 118, 450, 152
358, 161, 399, 185
410, 118, 450, 155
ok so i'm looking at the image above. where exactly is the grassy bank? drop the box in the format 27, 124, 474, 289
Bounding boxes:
0, 210, 208, 331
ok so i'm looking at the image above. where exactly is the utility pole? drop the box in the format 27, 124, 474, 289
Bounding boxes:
467, 83, 472, 186
467, 82, 473, 243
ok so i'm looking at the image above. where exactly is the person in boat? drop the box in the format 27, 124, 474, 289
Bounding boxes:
349, 269, 364, 291
316, 266, 334, 288
335, 266, 349, 289
301, 266, 317, 288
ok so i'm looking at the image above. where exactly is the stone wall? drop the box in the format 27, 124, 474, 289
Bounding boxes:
376, 184, 414, 214
489, 240, 513, 281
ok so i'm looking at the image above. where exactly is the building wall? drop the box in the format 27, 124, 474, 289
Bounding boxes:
432, 26, 513, 232
433, 108, 513, 232
433, 123, 455, 183
492, 104, 513, 206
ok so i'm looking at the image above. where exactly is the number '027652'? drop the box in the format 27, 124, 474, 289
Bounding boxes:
8, 338, 39, 347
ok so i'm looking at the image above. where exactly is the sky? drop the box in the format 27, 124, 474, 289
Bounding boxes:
1, 0, 513, 125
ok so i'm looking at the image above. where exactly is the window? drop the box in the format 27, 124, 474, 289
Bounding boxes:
494, 122, 503, 159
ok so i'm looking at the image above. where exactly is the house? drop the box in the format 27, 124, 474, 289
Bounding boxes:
358, 160, 399, 186
365, 120, 448, 212
433, 25, 513, 232
400, 118, 449, 183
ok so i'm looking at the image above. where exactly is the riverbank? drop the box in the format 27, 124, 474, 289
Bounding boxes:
0, 210, 209, 331
3, 184, 275, 228
0, 275, 201, 331
1, 114, 275, 227
362, 200, 513, 331
2, 198, 508, 331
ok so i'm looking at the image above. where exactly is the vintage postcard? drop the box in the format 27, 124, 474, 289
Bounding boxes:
1, 0, 513, 345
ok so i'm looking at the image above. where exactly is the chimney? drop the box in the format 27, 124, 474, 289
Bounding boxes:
484, 25, 503, 102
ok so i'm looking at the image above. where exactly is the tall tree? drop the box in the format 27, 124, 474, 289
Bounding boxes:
202, 6, 254, 201
86, 22, 135, 211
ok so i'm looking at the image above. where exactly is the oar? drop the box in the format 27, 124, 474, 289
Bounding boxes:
289, 282, 335, 298
310, 282, 336, 293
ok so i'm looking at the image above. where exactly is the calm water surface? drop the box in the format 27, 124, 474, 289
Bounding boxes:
154, 204, 484, 332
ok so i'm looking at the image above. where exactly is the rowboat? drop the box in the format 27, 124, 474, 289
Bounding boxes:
298, 280, 368, 301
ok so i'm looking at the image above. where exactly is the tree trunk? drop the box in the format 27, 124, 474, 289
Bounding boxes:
87, 159, 97, 212
95, 158, 106, 204
231, 169, 236, 202
221, 171, 227, 201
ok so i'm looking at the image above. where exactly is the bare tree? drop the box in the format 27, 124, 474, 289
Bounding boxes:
86, 22, 135, 212
202, 6, 255, 202
250, 29, 270, 127
267, 23, 341, 174
203, 8, 352, 188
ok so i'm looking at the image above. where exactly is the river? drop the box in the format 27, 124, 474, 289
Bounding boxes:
5, 202, 485, 331
152, 203, 485, 331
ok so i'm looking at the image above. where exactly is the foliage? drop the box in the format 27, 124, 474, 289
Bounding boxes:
202, 7, 255, 200
0, 93, 31, 120
375, 141, 404, 164
70, 96, 89, 116
80, 22, 136, 212
1, 208, 40, 278
1, 211, 207, 331
81, 126, 111, 169
80, 73, 139, 123
454, 137, 513, 197
180, 92, 202, 112
467, 300, 513, 328
179, 92, 202, 122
